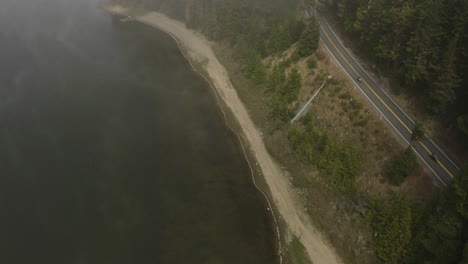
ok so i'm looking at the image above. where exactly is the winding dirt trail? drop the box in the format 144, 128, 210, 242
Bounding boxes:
106, 5, 342, 264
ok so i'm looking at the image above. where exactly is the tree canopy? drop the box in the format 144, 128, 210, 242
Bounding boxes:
296, 18, 320, 58
330, 0, 468, 142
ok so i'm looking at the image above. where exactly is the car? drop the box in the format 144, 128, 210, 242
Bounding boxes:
430, 153, 439, 162
356, 76, 362, 83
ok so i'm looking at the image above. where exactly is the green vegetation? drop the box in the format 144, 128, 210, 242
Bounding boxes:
269, 20, 305, 54
283, 237, 311, 264
319, 140, 359, 193
114, 0, 321, 127
329, 0, 468, 143
243, 48, 267, 85
111, 1, 468, 263
284, 67, 302, 103
367, 193, 412, 263
296, 18, 320, 58
113, 0, 304, 54
366, 167, 468, 264
410, 121, 425, 142
331, 89, 369, 127
115, 0, 322, 128
306, 57, 317, 69
383, 148, 419, 185
289, 117, 359, 194
288, 120, 329, 164
267, 65, 302, 124
404, 166, 468, 264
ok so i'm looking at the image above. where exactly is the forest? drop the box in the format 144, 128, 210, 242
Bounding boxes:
109, 0, 468, 263
327, 0, 468, 143
366, 167, 468, 264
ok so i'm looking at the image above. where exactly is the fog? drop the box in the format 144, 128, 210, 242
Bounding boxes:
0, 1, 277, 263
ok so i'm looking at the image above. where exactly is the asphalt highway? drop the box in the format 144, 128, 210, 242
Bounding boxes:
317, 12, 459, 186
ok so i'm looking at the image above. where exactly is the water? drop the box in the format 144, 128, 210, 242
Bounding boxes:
0, 0, 276, 263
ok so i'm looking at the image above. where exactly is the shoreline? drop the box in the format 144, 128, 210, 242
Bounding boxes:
104, 4, 341, 264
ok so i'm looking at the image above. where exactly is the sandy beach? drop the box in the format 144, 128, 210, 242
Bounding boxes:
105, 5, 341, 264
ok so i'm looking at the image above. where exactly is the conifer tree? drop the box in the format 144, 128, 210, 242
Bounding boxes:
371, 193, 412, 263
296, 18, 319, 57
428, 41, 461, 114
266, 65, 286, 94
244, 48, 266, 85
269, 23, 292, 54
284, 67, 302, 103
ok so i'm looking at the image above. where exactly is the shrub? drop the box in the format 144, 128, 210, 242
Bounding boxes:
339, 92, 351, 100
290, 52, 302, 62
329, 86, 343, 97
350, 99, 363, 110
383, 148, 419, 185
278, 58, 292, 69
318, 141, 359, 194
306, 57, 317, 69
329, 78, 340, 85
367, 193, 412, 263
353, 118, 369, 127
349, 110, 359, 121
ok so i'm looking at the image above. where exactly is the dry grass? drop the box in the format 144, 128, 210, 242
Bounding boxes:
298, 44, 438, 204
320, 11, 467, 165
214, 41, 437, 264
271, 43, 438, 263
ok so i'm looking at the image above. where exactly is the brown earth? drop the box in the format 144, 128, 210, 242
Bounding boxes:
105, 4, 342, 264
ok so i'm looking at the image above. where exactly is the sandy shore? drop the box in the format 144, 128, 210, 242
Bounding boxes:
105, 5, 341, 264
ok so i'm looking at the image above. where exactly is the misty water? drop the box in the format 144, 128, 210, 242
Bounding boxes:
0, 0, 276, 263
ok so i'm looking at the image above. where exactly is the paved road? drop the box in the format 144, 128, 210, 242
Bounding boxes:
316, 12, 459, 186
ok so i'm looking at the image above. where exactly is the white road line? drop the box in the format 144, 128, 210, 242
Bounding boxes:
320, 14, 459, 173
411, 146, 448, 187
320, 39, 447, 187
320, 16, 415, 123
427, 137, 460, 170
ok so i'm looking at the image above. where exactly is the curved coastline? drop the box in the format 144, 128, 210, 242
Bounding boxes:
136, 15, 284, 264
103, 4, 341, 264
105, 8, 283, 263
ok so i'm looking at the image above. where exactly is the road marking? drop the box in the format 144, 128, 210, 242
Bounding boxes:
320, 25, 413, 134
320, 16, 415, 123
320, 24, 457, 178
320, 24, 454, 183
437, 158, 454, 178
427, 137, 460, 170
321, 41, 447, 186
319, 15, 460, 172
417, 141, 455, 178
413, 146, 448, 187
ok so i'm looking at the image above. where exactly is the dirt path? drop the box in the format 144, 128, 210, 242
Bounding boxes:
106, 5, 342, 264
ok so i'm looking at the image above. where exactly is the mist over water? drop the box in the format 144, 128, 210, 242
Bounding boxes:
0, 0, 276, 263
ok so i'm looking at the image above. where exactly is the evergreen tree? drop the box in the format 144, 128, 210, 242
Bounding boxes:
411, 121, 425, 142
269, 23, 292, 54
457, 115, 468, 138
289, 20, 306, 43
284, 67, 302, 103
244, 48, 266, 85
454, 166, 468, 220
428, 41, 461, 114
401, 166, 468, 264
296, 18, 319, 57
330, 0, 468, 140
383, 148, 418, 185
270, 93, 291, 123
266, 64, 286, 94
369, 193, 413, 263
